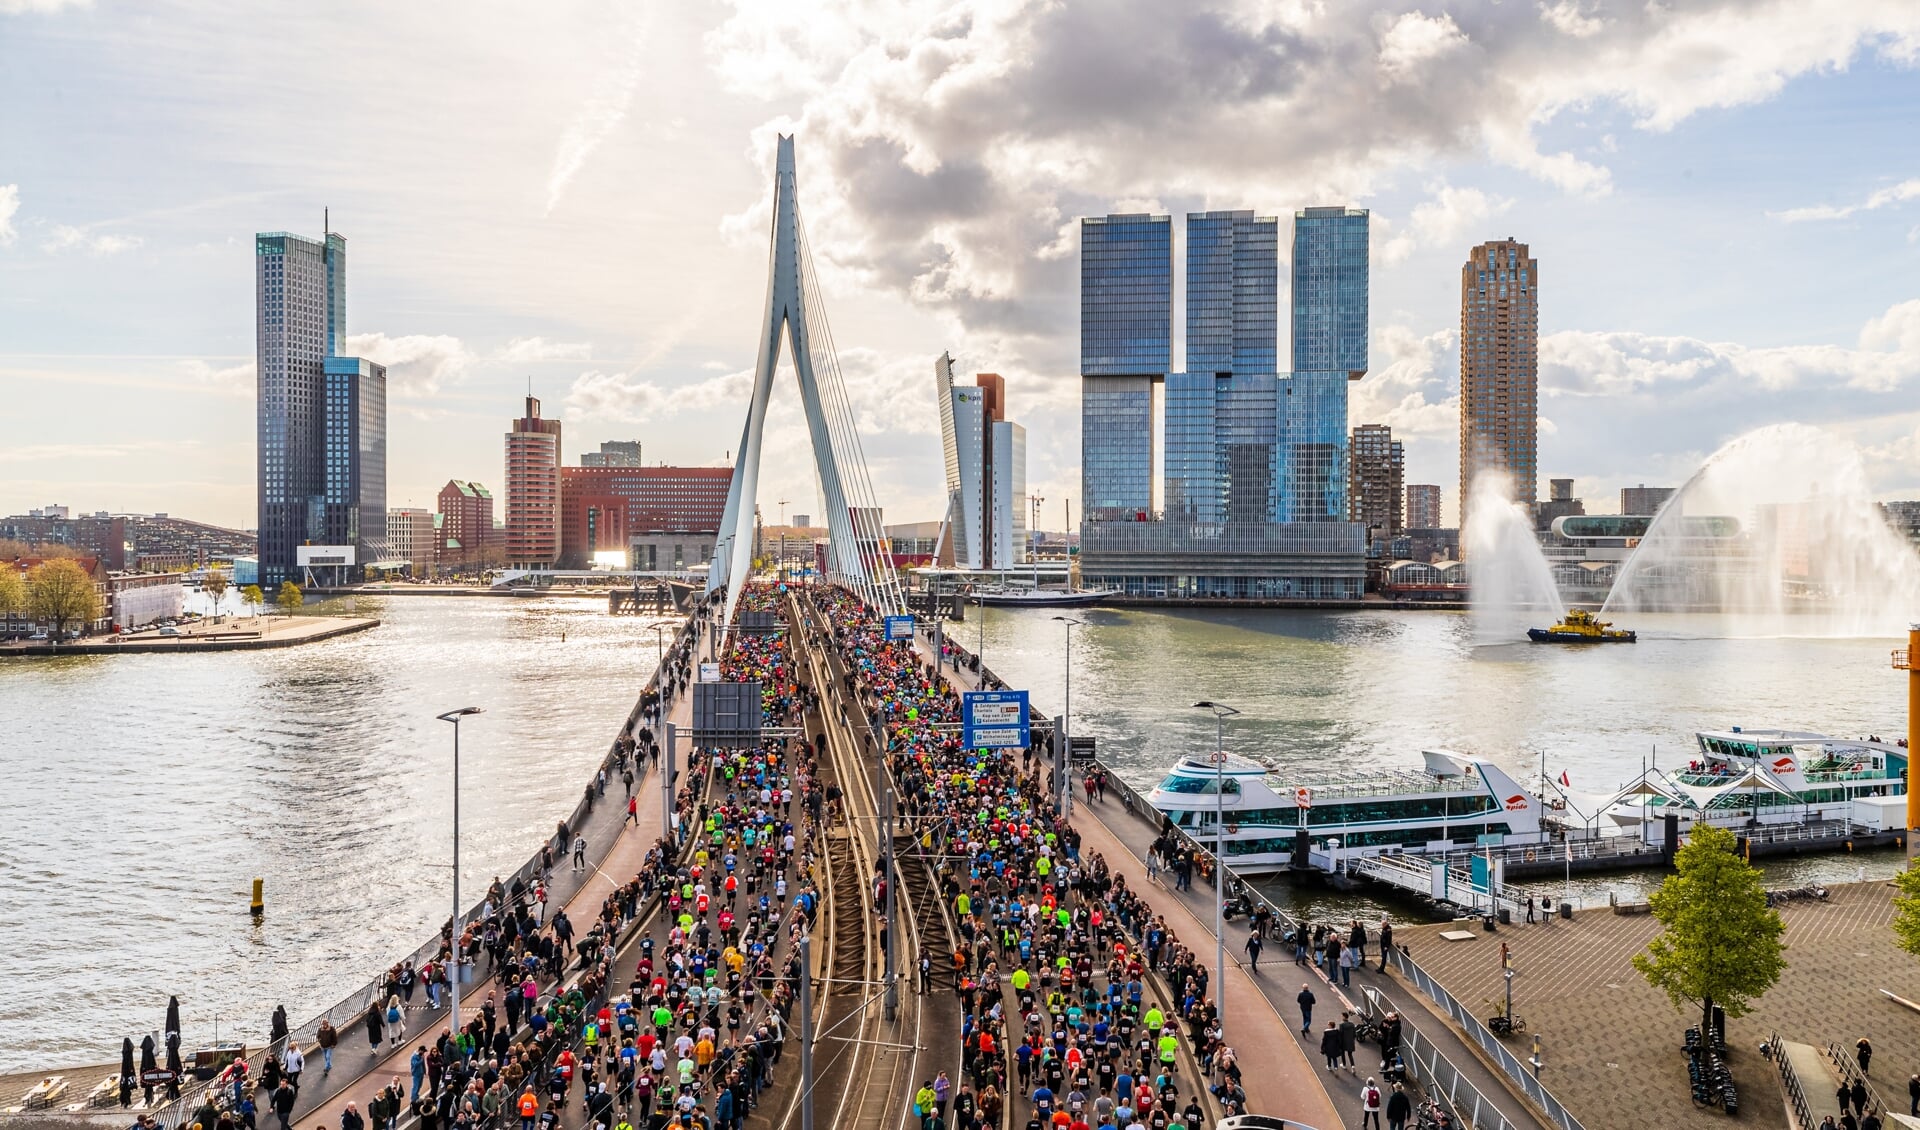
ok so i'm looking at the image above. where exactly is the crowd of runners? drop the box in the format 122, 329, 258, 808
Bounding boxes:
805, 587, 1251, 1130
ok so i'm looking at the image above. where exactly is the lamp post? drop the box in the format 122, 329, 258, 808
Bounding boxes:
1193, 699, 1241, 1038
436, 706, 484, 1044
1052, 615, 1083, 820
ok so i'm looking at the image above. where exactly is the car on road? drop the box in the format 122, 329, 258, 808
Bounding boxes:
158, 626, 182, 637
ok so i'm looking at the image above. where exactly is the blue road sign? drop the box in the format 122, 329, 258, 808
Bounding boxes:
884, 615, 915, 641
962, 689, 1030, 749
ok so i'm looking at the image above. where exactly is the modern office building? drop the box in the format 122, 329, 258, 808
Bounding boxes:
1349, 424, 1404, 549
505, 395, 563, 567
1292, 207, 1370, 380
436, 480, 497, 568
581, 440, 643, 468
1078, 207, 1367, 600
318, 355, 387, 562
558, 465, 733, 570
1536, 477, 1585, 532
1080, 214, 1169, 520
934, 354, 1028, 569
256, 227, 385, 587
386, 507, 437, 576
1406, 484, 1443, 531
1186, 210, 1278, 374
1460, 238, 1540, 524
1621, 484, 1676, 517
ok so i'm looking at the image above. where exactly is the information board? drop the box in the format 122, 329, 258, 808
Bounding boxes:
692, 681, 764, 745
962, 689, 1030, 749
884, 615, 915, 641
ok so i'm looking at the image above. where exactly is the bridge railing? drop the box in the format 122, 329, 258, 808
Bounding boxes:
1359, 986, 1529, 1130
1384, 947, 1587, 1130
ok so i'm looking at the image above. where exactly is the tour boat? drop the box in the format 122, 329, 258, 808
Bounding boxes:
1599, 728, 1909, 833
967, 585, 1116, 607
1527, 609, 1636, 643
1145, 749, 1544, 873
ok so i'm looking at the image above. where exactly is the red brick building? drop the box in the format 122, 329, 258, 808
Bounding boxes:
436, 480, 498, 569
559, 466, 733, 570
505, 395, 562, 567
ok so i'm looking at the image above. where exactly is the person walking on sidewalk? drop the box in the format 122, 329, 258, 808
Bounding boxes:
1319, 1022, 1343, 1072
572, 835, 588, 873
1244, 933, 1262, 971
315, 1019, 337, 1073
1386, 1083, 1412, 1130
1297, 985, 1316, 1035
1360, 1078, 1384, 1130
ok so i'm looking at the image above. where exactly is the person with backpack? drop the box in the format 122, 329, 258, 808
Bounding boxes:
1360, 1078, 1383, 1130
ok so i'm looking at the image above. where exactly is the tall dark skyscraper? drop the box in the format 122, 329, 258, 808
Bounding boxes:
1292, 206, 1370, 379
1460, 237, 1539, 522
256, 228, 386, 587
1079, 214, 1170, 520
1185, 209, 1277, 375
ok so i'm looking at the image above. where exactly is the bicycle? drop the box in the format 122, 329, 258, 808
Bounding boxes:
1484, 999, 1525, 1036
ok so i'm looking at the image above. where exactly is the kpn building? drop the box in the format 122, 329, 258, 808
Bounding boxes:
1077, 208, 1370, 601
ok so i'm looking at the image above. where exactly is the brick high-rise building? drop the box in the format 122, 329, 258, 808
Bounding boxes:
559, 466, 733, 570
386, 507, 437, 576
505, 395, 562, 567
1348, 423, 1404, 547
1620, 484, 1675, 517
1406, 484, 1443, 530
436, 480, 496, 568
1459, 238, 1538, 527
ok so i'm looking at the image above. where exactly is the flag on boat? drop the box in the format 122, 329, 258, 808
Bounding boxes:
1565, 838, 1574, 862
1559, 770, 1571, 786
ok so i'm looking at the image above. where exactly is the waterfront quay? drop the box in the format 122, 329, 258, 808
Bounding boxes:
0, 615, 377, 657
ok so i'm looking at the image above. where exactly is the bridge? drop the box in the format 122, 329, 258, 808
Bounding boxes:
486, 567, 703, 590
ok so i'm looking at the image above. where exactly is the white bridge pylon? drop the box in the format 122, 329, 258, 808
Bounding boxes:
708, 135, 905, 626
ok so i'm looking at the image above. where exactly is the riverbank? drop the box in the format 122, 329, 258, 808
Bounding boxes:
0, 617, 377, 657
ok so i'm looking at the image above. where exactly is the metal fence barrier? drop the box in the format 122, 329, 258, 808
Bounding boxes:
1359, 987, 1528, 1130
1384, 948, 1586, 1130
1769, 1030, 1815, 1130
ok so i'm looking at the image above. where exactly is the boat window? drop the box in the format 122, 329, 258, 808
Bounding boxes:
1155, 774, 1242, 795
1304, 794, 1497, 826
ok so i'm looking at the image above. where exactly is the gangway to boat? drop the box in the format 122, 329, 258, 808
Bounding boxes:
1345, 851, 1530, 920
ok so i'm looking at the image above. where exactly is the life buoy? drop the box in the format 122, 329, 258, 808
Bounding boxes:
1524, 850, 1536, 863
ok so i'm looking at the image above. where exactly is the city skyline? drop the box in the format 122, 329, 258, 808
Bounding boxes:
5, 3, 1920, 529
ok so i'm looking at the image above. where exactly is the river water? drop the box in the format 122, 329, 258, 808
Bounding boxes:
0, 595, 670, 1074
0, 596, 1907, 1072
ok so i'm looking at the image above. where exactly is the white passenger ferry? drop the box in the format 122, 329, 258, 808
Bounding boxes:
1600, 728, 1909, 834
1145, 749, 1544, 873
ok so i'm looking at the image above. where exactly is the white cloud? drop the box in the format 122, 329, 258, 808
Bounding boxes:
565, 366, 754, 425
496, 336, 593, 362
709, 0, 1920, 344
344, 332, 472, 397
1379, 183, 1514, 264
0, 184, 17, 246
43, 223, 142, 255
176, 358, 254, 397
544, 12, 650, 216
0, 0, 89, 12
1378, 12, 1469, 83
1770, 177, 1920, 222
1538, 1, 1604, 38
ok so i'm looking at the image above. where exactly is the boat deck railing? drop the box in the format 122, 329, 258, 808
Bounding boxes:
1275, 770, 1487, 801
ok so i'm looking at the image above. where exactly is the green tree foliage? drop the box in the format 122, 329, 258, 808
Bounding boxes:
0, 567, 25, 616
27, 558, 104, 639
240, 584, 264, 612
1891, 864, 1920, 957
203, 569, 229, 617
1633, 823, 1786, 1033
275, 581, 304, 617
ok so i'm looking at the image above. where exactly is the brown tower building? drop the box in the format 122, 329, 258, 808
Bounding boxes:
505, 395, 562, 567
1348, 423, 1404, 545
1459, 238, 1538, 527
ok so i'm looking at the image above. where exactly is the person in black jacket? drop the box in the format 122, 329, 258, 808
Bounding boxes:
1385, 1083, 1412, 1130
269, 1083, 295, 1130
339, 1102, 365, 1130
1319, 1021, 1344, 1072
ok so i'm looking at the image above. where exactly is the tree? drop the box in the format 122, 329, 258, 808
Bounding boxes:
27, 558, 104, 639
275, 582, 304, 618
1892, 864, 1920, 957
241, 584, 264, 614
1633, 823, 1786, 1036
203, 569, 229, 618
0, 567, 25, 633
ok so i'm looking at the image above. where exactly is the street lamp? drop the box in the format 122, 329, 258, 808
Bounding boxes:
1052, 615, 1083, 820
1193, 699, 1241, 1038
436, 706, 483, 1046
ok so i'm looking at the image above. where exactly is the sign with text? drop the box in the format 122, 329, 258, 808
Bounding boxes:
884, 615, 915, 641
962, 689, 1030, 749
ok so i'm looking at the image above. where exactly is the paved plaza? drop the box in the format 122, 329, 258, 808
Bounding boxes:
1400, 880, 1914, 1128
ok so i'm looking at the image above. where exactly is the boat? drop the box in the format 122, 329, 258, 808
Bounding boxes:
1527, 608, 1636, 643
968, 585, 1116, 607
1145, 749, 1543, 873
1600, 727, 1908, 834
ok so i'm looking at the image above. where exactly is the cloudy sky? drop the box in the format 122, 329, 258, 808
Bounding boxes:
3, 0, 1919, 531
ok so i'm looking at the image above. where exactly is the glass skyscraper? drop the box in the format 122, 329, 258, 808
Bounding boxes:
256, 228, 386, 587
1080, 214, 1169, 519
1291, 206, 1370, 379
1185, 210, 1277, 374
